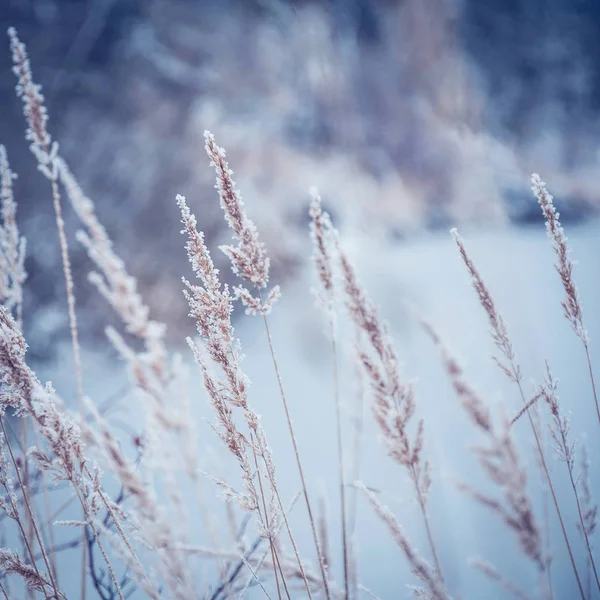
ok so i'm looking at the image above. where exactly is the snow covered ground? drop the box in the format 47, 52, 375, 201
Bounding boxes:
32, 217, 600, 599
233, 218, 600, 598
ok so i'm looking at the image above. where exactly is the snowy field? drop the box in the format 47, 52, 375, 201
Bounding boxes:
32, 216, 600, 599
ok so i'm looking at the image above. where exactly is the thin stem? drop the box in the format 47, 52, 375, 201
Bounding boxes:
213, 498, 299, 600
72, 484, 123, 600
49, 172, 87, 600
221, 333, 296, 598
541, 436, 554, 600
0, 418, 59, 598
249, 431, 284, 600
262, 465, 313, 599
514, 379, 584, 599
583, 343, 600, 427
358, 584, 384, 600
240, 555, 273, 600
81, 465, 156, 596
411, 464, 443, 583
261, 307, 332, 600
83, 466, 152, 588
329, 315, 349, 600
87, 521, 124, 600
20, 419, 34, 580
49, 177, 83, 413
271, 543, 292, 600
210, 537, 262, 600
565, 463, 600, 594
238, 539, 285, 600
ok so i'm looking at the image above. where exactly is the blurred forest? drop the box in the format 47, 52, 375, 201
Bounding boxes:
2, 0, 600, 356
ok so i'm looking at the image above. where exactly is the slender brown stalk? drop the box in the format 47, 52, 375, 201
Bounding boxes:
531, 400, 554, 600
261, 462, 314, 600
271, 546, 292, 600
48, 179, 84, 411
255, 449, 302, 600
261, 308, 332, 600
52, 173, 88, 600
47, 179, 87, 599
235, 493, 302, 600
240, 555, 274, 600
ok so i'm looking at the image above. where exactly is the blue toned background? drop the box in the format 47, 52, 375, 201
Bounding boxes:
1, 1, 600, 598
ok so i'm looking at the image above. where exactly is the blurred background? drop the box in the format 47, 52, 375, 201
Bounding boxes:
2, 0, 600, 355
2, 1, 600, 598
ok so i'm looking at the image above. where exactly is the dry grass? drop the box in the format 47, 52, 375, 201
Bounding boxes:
0, 27, 598, 600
